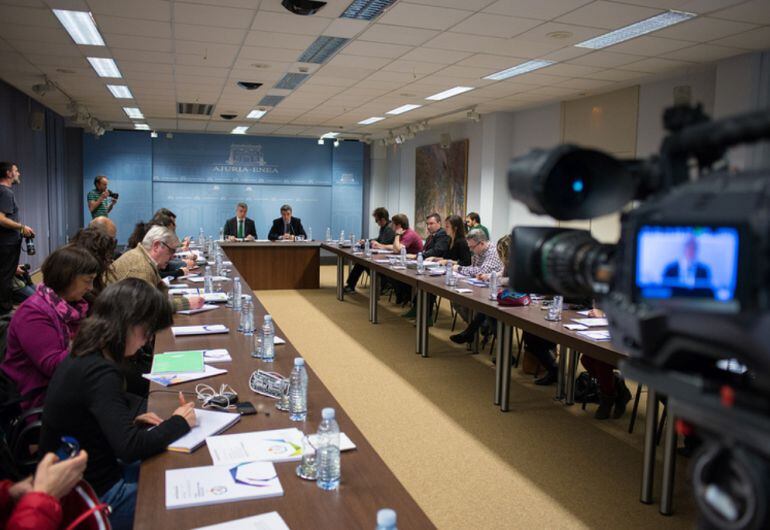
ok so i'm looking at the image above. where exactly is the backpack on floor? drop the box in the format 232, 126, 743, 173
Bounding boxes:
574, 372, 601, 404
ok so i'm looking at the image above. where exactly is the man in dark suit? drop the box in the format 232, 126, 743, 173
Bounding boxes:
420, 212, 449, 259
223, 202, 257, 240
268, 204, 307, 241
662, 236, 712, 295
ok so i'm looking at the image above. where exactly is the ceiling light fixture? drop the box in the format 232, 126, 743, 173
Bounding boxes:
123, 107, 143, 119
134, 123, 150, 130
386, 104, 421, 115
150, 131, 158, 138
247, 109, 267, 119
87, 57, 122, 78
341, 0, 397, 20
575, 10, 696, 50
334, 138, 340, 147
358, 116, 385, 125
231, 126, 249, 135
52, 10, 105, 46
318, 138, 324, 145
426, 86, 475, 101
483, 60, 555, 81
106, 85, 133, 99
322, 132, 339, 138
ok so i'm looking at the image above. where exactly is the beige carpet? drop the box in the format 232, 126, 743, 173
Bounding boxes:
256, 266, 696, 529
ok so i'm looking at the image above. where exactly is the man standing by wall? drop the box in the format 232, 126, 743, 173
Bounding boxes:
0, 162, 34, 315
87, 175, 117, 219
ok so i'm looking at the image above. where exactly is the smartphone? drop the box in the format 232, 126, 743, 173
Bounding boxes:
55, 436, 80, 460
235, 401, 257, 416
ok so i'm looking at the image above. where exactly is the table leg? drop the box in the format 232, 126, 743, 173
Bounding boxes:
660, 413, 677, 515
336, 256, 344, 301
641, 389, 659, 504
419, 290, 429, 358
415, 287, 423, 355
565, 349, 579, 406
500, 325, 513, 412
369, 270, 379, 324
556, 345, 567, 401
494, 320, 504, 405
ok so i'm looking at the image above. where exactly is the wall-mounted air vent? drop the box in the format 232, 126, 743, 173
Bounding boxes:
297, 36, 349, 64
341, 0, 396, 20
177, 102, 214, 116
259, 95, 285, 107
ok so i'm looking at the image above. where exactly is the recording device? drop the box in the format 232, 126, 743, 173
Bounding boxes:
508, 104, 770, 530
235, 401, 257, 416
23, 236, 35, 256
108, 190, 119, 200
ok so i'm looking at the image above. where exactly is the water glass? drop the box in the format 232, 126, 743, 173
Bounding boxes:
546, 295, 563, 321
275, 379, 290, 411
296, 435, 317, 481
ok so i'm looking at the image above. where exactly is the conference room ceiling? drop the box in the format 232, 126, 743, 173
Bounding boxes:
0, 0, 768, 139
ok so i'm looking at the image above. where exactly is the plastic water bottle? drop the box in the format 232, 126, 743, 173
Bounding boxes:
307, 226, 313, 241
218, 228, 224, 241
325, 227, 331, 242
339, 230, 345, 245
289, 358, 308, 421
445, 261, 454, 286
261, 315, 275, 361
399, 246, 406, 266
376, 509, 397, 530
204, 265, 214, 294
240, 295, 255, 334
316, 407, 340, 491
198, 227, 205, 247
416, 252, 425, 275
232, 277, 242, 311
489, 270, 498, 300
350, 233, 355, 249
364, 239, 371, 258
215, 249, 224, 276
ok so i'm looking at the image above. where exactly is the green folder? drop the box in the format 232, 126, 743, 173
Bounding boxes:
151, 350, 205, 374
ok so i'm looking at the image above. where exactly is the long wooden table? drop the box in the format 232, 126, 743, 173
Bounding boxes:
322, 242, 676, 515
219, 241, 320, 290
135, 249, 434, 529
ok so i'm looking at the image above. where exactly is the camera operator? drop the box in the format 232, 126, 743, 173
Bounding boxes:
87, 175, 117, 219
0, 162, 34, 316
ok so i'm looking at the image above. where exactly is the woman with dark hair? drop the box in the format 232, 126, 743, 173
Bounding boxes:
1, 246, 100, 410
429, 214, 471, 266
69, 227, 117, 302
40, 279, 196, 530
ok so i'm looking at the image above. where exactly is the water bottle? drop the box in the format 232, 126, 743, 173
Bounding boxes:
339, 230, 345, 245
232, 277, 242, 311
416, 252, 425, 275
364, 239, 371, 258
198, 227, 205, 247
350, 233, 355, 249
489, 270, 498, 300
289, 358, 308, 422
204, 265, 214, 294
445, 261, 454, 286
261, 315, 275, 361
215, 249, 224, 276
376, 509, 397, 530
399, 246, 406, 267
316, 407, 340, 491
240, 295, 255, 334
218, 228, 224, 241
325, 227, 331, 242
307, 226, 313, 241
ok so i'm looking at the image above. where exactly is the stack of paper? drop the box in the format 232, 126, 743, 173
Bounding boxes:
143, 365, 227, 387
172, 325, 229, 337
177, 304, 220, 315
571, 318, 609, 327
168, 409, 240, 453
193, 512, 290, 530
577, 329, 612, 341
151, 350, 205, 374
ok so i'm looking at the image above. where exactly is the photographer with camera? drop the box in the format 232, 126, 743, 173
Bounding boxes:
87, 175, 118, 219
0, 162, 34, 316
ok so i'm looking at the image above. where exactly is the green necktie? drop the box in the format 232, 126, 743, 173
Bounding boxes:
238, 219, 244, 238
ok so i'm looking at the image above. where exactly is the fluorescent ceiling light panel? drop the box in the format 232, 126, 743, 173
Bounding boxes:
341, 0, 397, 20
123, 107, 143, 119
575, 10, 696, 50
87, 57, 122, 78
231, 126, 249, 135
483, 60, 555, 81
358, 117, 385, 125
386, 104, 421, 115
134, 123, 150, 130
426, 86, 475, 101
247, 109, 267, 119
321, 132, 339, 138
106, 85, 133, 99
52, 10, 105, 46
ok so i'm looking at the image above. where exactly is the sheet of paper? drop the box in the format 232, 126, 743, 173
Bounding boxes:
390, 265, 406, 270
564, 324, 589, 331
571, 318, 609, 327
192, 512, 290, 530
168, 409, 240, 453
165, 462, 282, 509
454, 288, 473, 293
177, 304, 220, 315
463, 278, 487, 287
373, 259, 390, 263
202, 349, 232, 363
577, 329, 612, 341
172, 324, 229, 337
143, 364, 227, 387
162, 276, 172, 287
189, 276, 231, 283
203, 293, 229, 303
575, 310, 592, 316
168, 283, 190, 289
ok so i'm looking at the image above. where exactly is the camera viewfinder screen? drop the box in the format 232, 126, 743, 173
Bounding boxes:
635, 226, 739, 303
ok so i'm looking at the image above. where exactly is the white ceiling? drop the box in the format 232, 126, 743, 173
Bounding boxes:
0, 0, 768, 138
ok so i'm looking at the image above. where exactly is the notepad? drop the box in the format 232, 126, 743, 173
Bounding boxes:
172, 325, 229, 337
571, 318, 609, 327
192, 512, 290, 530
143, 364, 227, 387
202, 349, 232, 363
168, 283, 190, 289
564, 324, 589, 331
165, 462, 283, 509
168, 409, 240, 453
454, 288, 473, 293
151, 350, 205, 374
577, 329, 611, 341
177, 304, 219, 315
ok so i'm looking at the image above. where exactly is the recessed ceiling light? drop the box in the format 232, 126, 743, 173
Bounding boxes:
386, 104, 421, 115
106, 85, 133, 99
426, 86, 475, 101
247, 109, 267, 119
87, 57, 122, 78
358, 117, 385, 125
134, 123, 150, 130
575, 10, 696, 50
483, 60, 555, 81
52, 10, 105, 46
123, 107, 143, 119
231, 126, 249, 135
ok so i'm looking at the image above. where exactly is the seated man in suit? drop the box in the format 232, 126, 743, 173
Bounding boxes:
268, 204, 307, 241
223, 202, 257, 240
662, 235, 713, 295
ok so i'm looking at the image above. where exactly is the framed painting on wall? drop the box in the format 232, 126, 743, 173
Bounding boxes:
414, 139, 468, 238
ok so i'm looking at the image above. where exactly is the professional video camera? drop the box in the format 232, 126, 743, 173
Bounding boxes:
507, 104, 770, 530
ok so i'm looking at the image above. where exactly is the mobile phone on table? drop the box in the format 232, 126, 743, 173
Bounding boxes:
235, 402, 257, 415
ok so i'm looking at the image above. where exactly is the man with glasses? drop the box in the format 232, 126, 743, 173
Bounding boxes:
110, 225, 203, 312
456, 229, 503, 277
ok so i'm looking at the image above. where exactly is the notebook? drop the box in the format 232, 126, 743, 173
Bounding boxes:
192, 512, 289, 530
143, 364, 227, 387
151, 350, 205, 374
571, 318, 609, 327
168, 409, 240, 453
172, 325, 229, 337
177, 304, 219, 315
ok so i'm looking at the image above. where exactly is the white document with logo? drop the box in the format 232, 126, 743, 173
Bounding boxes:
192, 512, 290, 530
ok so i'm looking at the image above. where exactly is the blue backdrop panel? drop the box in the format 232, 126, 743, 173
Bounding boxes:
331, 141, 364, 238
82, 132, 153, 243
